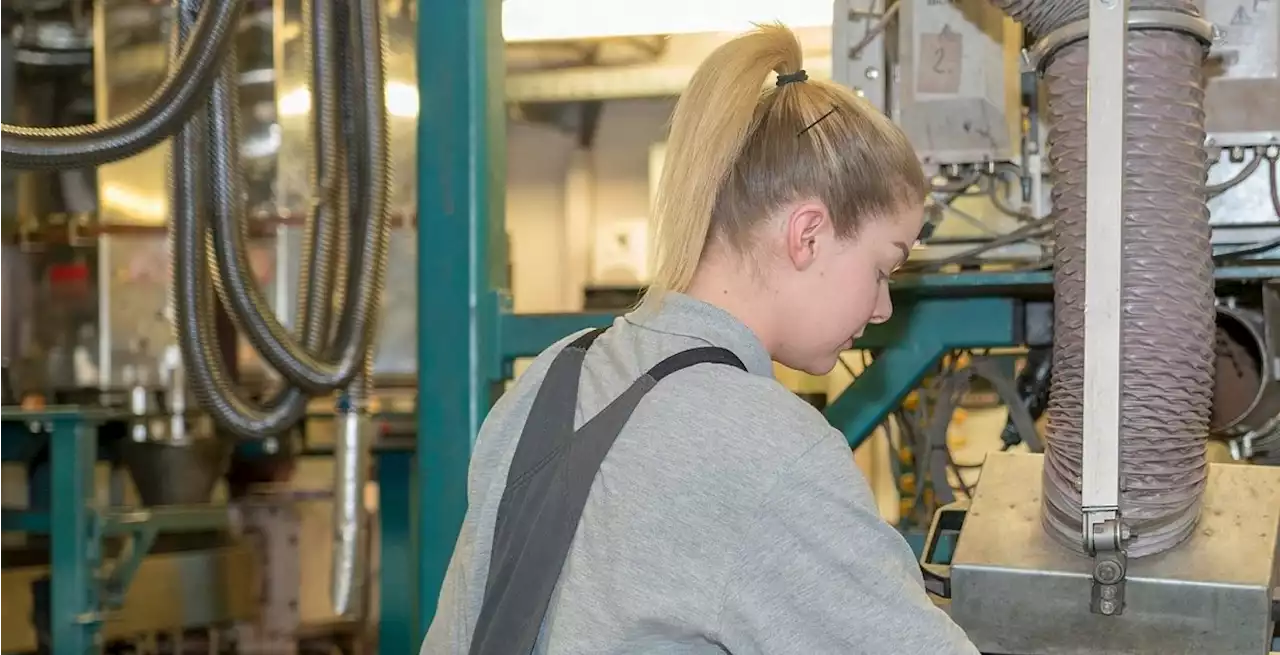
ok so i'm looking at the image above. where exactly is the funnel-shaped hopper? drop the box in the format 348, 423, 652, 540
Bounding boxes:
122, 437, 233, 506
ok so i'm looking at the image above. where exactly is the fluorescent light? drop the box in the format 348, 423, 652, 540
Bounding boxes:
502, 0, 833, 42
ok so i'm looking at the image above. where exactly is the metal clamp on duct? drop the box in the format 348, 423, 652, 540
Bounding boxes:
1022, 10, 1218, 73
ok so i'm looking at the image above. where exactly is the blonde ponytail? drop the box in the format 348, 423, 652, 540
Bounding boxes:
641, 23, 925, 311
645, 25, 804, 307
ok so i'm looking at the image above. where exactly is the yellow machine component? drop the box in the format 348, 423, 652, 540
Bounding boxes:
0, 544, 259, 652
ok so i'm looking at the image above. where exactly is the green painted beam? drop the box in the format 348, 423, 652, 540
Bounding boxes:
415, 0, 505, 641
824, 297, 1022, 450
494, 264, 1275, 364
500, 311, 616, 363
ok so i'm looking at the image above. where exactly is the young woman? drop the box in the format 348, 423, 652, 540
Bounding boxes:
424, 24, 978, 655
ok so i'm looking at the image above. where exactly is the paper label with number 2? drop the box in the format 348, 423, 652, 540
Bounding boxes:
917, 24, 963, 95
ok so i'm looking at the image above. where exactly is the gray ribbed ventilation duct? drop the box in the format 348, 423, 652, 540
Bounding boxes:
992, 0, 1217, 557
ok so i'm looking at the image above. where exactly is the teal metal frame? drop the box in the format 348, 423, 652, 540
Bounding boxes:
375, 447, 417, 653
407, 0, 1280, 647
0, 409, 235, 655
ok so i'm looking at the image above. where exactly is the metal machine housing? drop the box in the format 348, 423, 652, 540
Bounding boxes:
945, 452, 1280, 655
832, 0, 891, 113
895, 0, 1024, 169
1199, 0, 1280, 147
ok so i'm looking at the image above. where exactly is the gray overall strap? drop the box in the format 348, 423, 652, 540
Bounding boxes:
469, 328, 746, 655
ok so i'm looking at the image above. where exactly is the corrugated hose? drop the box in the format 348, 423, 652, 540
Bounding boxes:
989, 0, 1215, 557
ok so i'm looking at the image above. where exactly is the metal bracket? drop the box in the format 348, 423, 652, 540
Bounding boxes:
1091, 550, 1128, 616
1085, 510, 1129, 616
97, 506, 232, 609
100, 525, 159, 609
1080, 0, 1130, 616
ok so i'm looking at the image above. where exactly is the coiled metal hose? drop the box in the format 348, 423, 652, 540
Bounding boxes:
160, 0, 391, 440
170, 0, 389, 615
989, 0, 1215, 557
2, 0, 245, 170
206, 0, 390, 396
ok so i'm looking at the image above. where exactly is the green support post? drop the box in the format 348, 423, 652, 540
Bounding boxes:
49, 414, 100, 655
377, 449, 417, 653
416, 0, 506, 640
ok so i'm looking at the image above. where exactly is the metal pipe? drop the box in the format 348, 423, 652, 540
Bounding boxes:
331, 401, 373, 616
1, 0, 246, 169
1211, 305, 1280, 442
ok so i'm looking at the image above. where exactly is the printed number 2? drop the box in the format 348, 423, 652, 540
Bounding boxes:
933, 47, 947, 73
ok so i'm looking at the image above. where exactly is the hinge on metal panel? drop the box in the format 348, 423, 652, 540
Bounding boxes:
1085, 511, 1128, 616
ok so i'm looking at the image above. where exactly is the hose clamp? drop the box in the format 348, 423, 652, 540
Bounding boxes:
1022, 10, 1218, 75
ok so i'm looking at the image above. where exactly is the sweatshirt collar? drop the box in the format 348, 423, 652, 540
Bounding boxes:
623, 292, 774, 378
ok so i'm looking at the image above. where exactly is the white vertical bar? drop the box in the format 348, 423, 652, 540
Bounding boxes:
1081, 0, 1128, 515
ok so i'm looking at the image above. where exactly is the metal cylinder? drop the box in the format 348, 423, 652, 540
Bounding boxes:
330, 409, 372, 616
1211, 305, 1280, 444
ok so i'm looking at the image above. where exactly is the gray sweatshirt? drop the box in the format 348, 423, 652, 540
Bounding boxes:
422, 293, 979, 654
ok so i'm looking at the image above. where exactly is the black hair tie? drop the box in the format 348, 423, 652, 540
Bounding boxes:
776, 70, 808, 87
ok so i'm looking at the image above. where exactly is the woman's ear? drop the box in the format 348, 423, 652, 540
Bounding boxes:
784, 200, 832, 271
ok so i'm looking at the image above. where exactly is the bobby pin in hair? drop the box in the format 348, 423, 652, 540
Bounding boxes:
798, 105, 838, 137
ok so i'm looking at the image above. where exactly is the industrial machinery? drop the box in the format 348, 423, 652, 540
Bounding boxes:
877, 0, 1280, 649
2, 0, 409, 652
3, 0, 1278, 652
418, 3, 1278, 653
470, 0, 1280, 652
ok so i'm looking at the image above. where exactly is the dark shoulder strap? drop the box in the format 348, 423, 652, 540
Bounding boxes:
495, 328, 607, 491
647, 346, 746, 381
470, 340, 745, 655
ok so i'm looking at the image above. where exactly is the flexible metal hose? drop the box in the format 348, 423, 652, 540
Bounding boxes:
174, 0, 388, 615
205, 0, 389, 395
172, 0, 390, 437
2, 0, 245, 170
988, 0, 1215, 558
206, 0, 348, 383
170, 3, 311, 437
293, 0, 342, 351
